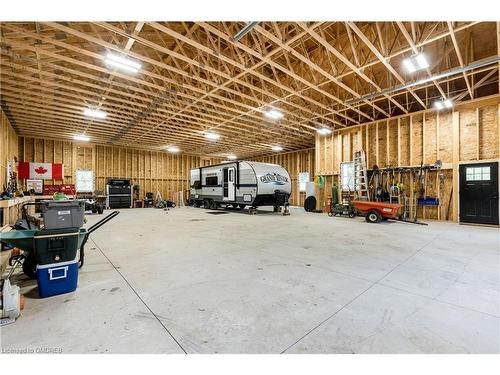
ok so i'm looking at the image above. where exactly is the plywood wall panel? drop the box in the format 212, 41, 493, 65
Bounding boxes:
378, 121, 388, 167
479, 105, 499, 160
342, 132, 350, 162
399, 117, 410, 166
424, 113, 437, 164
351, 129, 361, 154
438, 112, 453, 163
411, 114, 423, 166
459, 109, 478, 161
388, 119, 398, 166
367, 125, 377, 168
0, 110, 18, 190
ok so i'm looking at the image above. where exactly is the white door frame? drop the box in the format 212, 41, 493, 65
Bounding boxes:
228, 167, 236, 201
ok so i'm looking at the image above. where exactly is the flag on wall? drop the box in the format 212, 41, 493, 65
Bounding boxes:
18, 162, 63, 180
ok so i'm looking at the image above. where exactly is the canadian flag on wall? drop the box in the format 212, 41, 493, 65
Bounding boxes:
18, 162, 63, 180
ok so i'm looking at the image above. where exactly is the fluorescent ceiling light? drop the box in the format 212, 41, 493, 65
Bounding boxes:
271, 146, 283, 152
166, 146, 180, 153
264, 109, 284, 120
434, 99, 453, 110
434, 101, 444, 110
73, 134, 90, 142
402, 53, 429, 73
316, 127, 332, 135
402, 58, 417, 73
204, 132, 220, 141
227, 155, 237, 160
415, 53, 429, 69
83, 108, 107, 119
434, 101, 444, 109
105, 52, 141, 73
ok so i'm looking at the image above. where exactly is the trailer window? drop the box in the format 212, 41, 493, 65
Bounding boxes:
205, 176, 218, 186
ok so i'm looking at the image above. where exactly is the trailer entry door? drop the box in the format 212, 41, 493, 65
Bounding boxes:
223, 167, 236, 201
228, 168, 235, 201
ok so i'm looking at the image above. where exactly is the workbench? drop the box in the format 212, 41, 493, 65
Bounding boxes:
0, 196, 34, 226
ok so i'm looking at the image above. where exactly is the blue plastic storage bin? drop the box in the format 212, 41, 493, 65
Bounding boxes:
36, 259, 79, 298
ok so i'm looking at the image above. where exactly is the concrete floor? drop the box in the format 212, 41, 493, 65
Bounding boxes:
1, 206, 499, 353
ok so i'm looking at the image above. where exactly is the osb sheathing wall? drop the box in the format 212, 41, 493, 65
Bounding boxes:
251, 148, 315, 207
0, 110, 18, 190
315, 96, 500, 221
18, 136, 220, 201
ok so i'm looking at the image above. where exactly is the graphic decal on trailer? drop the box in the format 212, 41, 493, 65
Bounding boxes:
259, 172, 289, 185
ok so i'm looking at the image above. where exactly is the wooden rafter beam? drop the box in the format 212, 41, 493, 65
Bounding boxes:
446, 21, 474, 99
347, 22, 427, 109
298, 22, 408, 115
396, 21, 449, 100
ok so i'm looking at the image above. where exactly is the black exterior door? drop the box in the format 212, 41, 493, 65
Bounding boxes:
222, 168, 229, 198
459, 162, 499, 225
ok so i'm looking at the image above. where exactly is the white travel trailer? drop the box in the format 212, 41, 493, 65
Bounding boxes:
188, 161, 291, 214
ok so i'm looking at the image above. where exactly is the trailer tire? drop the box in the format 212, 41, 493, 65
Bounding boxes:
22, 253, 37, 279
365, 210, 382, 223
97, 205, 104, 214
348, 211, 356, 218
210, 200, 218, 210
232, 203, 238, 209
203, 199, 210, 209
238, 204, 245, 209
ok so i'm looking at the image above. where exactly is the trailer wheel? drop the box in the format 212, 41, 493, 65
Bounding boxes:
97, 205, 104, 214
210, 200, 218, 210
238, 204, 245, 210
232, 203, 238, 209
22, 253, 37, 279
348, 211, 356, 218
365, 210, 382, 223
203, 199, 210, 209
